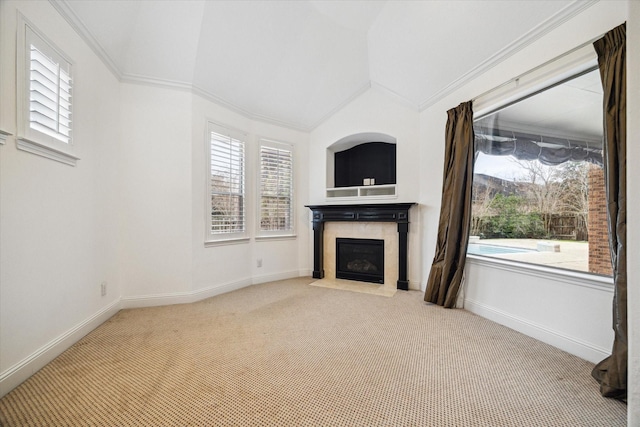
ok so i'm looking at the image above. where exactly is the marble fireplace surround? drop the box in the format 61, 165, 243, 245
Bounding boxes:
306, 203, 416, 290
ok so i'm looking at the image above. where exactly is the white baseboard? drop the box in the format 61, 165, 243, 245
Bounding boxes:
251, 270, 304, 285
407, 278, 422, 291
0, 272, 311, 398
465, 298, 610, 363
121, 271, 310, 309
0, 299, 121, 398
120, 278, 253, 309
299, 268, 313, 277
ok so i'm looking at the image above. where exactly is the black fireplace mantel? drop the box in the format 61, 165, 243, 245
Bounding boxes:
305, 203, 416, 290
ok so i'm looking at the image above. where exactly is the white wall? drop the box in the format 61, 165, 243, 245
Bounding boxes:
0, 0, 312, 397
309, 87, 420, 204
1, 2, 636, 420
0, 1, 122, 395
309, 87, 423, 289
419, 0, 630, 363
117, 86, 311, 308
190, 94, 310, 297
118, 83, 194, 300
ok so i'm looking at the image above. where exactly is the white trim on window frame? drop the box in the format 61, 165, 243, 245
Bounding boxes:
204, 120, 250, 245
16, 14, 78, 166
0, 130, 11, 145
256, 138, 296, 240
467, 255, 613, 291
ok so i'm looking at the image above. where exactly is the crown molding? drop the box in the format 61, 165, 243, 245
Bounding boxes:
418, 0, 600, 111
308, 81, 373, 130
119, 72, 316, 132
192, 84, 312, 133
120, 73, 193, 92
369, 82, 420, 111
51, 0, 595, 133
48, 0, 123, 79
49, 0, 317, 132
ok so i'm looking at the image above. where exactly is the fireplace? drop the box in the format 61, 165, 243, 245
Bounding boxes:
336, 238, 384, 284
305, 203, 416, 290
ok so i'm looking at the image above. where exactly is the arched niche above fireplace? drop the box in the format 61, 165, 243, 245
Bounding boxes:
326, 132, 397, 200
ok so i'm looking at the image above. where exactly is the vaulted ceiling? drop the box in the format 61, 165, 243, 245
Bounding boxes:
54, 0, 583, 131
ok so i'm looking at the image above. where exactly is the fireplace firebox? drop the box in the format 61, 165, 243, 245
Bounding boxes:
336, 238, 384, 284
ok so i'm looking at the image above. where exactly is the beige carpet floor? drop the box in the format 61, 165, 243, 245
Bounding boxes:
0, 277, 627, 426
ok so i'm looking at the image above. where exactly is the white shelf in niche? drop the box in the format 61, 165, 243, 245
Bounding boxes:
326, 184, 396, 200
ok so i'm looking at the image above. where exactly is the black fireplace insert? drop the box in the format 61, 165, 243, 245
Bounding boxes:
336, 238, 384, 284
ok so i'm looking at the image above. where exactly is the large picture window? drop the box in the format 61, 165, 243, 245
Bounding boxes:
207, 123, 246, 240
258, 140, 294, 235
470, 68, 611, 276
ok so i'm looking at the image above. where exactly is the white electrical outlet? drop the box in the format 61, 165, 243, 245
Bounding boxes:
101, 281, 107, 296
257, 258, 263, 268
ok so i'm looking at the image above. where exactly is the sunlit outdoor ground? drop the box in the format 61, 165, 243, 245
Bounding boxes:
470, 238, 591, 273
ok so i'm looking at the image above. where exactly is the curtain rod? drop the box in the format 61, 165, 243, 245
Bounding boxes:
474, 63, 599, 123
471, 34, 603, 108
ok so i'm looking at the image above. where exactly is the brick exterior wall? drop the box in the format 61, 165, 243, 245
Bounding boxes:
587, 166, 613, 276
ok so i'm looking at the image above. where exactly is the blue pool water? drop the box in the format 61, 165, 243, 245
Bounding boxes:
467, 243, 535, 255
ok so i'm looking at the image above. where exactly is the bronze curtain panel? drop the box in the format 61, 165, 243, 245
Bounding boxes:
591, 23, 627, 400
424, 101, 474, 308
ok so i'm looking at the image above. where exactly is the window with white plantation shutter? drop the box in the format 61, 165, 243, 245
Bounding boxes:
17, 18, 78, 165
259, 141, 293, 234
208, 123, 246, 238
29, 45, 72, 144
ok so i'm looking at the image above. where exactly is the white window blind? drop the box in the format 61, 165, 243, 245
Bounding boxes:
29, 40, 72, 144
210, 129, 246, 235
259, 143, 293, 232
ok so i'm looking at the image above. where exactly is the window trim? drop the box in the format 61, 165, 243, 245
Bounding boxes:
467, 255, 613, 291
0, 130, 11, 145
16, 14, 78, 166
256, 138, 295, 239
205, 121, 249, 244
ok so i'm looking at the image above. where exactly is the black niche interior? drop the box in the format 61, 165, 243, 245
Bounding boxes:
336, 238, 384, 284
334, 142, 396, 187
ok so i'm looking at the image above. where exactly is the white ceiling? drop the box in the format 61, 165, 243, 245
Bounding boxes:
56, 0, 584, 131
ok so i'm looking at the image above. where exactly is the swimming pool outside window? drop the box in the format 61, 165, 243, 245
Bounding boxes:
467, 244, 534, 256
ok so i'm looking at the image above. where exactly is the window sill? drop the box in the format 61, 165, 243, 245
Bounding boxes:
466, 254, 614, 292
255, 234, 297, 242
0, 129, 11, 145
204, 237, 250, 247
16, 136, 79, 166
